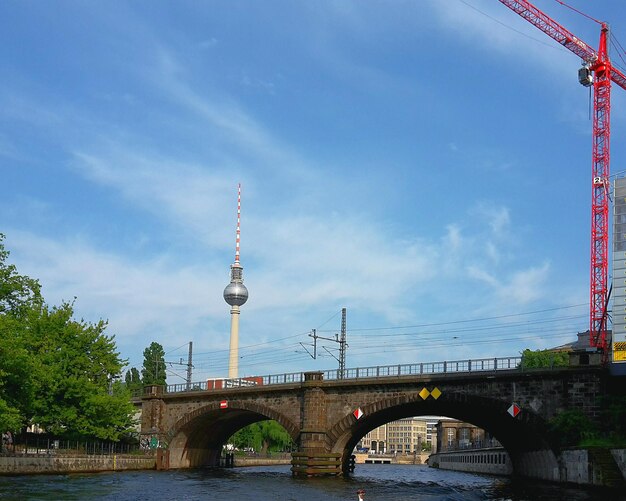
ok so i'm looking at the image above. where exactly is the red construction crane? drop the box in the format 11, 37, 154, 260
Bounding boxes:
497, 0, 626, 357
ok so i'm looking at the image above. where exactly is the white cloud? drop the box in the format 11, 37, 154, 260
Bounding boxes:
472, 203, 511, 235
444, 224, 463, 250
500, 262, 550, 304
149, 48, 314, 179
467, 265, 499, 288
199, 38, 218, 50
72, 148, 235, 247
240, 73, 276, 94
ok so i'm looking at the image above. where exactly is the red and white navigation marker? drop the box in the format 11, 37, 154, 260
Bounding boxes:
507, 403, 520, 418
353, 408, 364, 420
220, 400, 228, 410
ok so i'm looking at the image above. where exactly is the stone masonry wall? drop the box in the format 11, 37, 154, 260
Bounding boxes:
149, 369, 605, 441
0, 455, 155, 475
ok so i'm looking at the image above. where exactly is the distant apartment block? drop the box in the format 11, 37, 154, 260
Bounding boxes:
359, 417, 445, 454
359, 417, 499, 454
435, 420, 501, 452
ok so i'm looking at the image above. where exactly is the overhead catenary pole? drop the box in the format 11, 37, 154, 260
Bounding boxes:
186, 341, 193, 390
339, 307, 347, 378
305, 309, 348, 377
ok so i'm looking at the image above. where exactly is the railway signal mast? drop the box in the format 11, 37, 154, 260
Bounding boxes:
497, 0, 626, 358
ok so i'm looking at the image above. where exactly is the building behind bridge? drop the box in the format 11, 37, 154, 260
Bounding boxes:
358, 417, 454, 454
435, 420, 501, 452
358, 417, 504, 456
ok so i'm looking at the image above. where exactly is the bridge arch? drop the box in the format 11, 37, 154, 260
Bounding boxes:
326, 391, 558, 476
165, 400, 299, 469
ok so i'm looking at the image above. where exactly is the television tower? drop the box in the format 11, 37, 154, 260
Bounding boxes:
223, 183, 248, 378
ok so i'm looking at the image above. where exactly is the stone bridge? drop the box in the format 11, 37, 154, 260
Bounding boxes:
140, 358, 613, 481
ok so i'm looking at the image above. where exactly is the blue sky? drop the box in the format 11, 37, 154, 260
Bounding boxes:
2, 0, 626, 384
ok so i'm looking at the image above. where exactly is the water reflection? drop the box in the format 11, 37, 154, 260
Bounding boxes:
0, 464, 622, 500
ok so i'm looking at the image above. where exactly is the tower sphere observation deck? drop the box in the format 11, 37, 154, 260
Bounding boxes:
224, 263, 248, 307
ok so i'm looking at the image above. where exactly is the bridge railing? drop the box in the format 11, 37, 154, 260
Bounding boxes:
263, 372, 305, 385
160, 355, 523, 394
324, 356, 522, 381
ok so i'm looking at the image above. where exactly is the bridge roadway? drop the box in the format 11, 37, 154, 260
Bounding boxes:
139, 355, 613, 481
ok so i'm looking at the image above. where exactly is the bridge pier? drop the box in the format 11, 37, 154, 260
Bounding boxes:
513, 450, 560, 481
291, 372, 341, 476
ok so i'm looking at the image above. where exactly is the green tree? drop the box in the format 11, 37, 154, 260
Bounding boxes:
0, 316, 36, 431
598, 395, 626, 442
125, 367, 142, 393
549, 409, 595, 447
142, 342, 167, 385
0, 234, 41, 317
0, 235, 136, 440
0, 234, 40, 431
520, 349, 569, 369
230, 423, 255, 450
230, 420, 293, 454
25, 302, 136, 440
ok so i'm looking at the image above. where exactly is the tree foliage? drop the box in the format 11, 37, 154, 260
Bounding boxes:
0, 234, 136, 439
0, 234, 41, 317
0, 314, 36, 431
142, 342, 167, 386
229, 420, 293, 454
25, 303, 134, 439
598, 395, 626, 442
125, 367, 142, 393
520, 349, 569, 369
549, 409, 595, 447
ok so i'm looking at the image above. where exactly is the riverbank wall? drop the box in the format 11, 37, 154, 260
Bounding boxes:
0, 455, 155, 475
428, 448, 511, 476
428, 448, 626, 487
351, 452, 430, 465
0, 453, 289, 475
234, 456, 290, 467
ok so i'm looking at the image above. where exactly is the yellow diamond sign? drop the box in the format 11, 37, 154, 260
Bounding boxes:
419, 387, 430, 400
431, 387, 442, 400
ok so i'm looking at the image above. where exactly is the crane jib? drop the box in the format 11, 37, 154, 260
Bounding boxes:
498, 0, 596, 59
498, 0, 626, 91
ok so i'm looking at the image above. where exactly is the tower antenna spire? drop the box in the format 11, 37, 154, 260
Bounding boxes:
235, 182, 241, 264
223, 183, 249, 378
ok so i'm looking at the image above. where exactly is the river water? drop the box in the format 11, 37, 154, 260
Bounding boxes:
0, 464, 622, 501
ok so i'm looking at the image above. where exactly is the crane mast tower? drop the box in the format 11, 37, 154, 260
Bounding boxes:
498, 0, 626, 358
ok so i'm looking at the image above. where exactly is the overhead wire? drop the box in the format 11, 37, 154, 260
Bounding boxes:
315, 310, 341, 330
189, 331, 310, 357
552, 0, 602, 26
455, 0, 570, 52
186, 303, 589, 378
194, 323, 583, 375
346, 314, 587, 339
337, 327, 548, 356
316, 304, 587, 334
193, 327, 578, 377
610, 35, 626, 72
